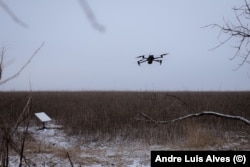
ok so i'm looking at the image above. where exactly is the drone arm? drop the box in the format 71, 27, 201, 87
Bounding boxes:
154, 53, 169, 59
139, 59, 148, 63
154, 59, 163, 64
153, 56, 162, 59
137, 59, 147, 66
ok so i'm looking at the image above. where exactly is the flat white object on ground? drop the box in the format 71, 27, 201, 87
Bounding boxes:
35, 112, 52, 122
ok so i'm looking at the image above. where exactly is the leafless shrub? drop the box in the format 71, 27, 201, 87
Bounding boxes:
0, 97, 33, 167
205, 0, 250, 70
0, 43, 43, 166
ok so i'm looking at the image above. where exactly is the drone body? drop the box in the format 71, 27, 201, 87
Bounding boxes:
137, 53, 168, 66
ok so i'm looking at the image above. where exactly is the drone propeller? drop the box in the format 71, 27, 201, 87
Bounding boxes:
160, 53, 169, 57
137, 55, 145, 59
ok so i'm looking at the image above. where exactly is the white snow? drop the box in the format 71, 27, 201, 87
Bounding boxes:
9, 123, 158, 166
8, 122, 249, 166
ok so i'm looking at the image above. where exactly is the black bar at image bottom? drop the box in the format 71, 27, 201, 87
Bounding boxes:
151, 151, 249, 167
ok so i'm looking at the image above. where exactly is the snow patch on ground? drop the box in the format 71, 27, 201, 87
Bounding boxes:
29, 125, 77, 149
10, 123, 162, 166
9, 122, 249, 166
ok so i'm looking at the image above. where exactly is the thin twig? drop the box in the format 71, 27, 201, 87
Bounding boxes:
12, 97, 32, 135
0, 0, 28, 28
163, 93, 196, 112
66, 152, 74, 167
0, 42, 45, 85
19, 97, 32, 167
0, 47, 6, 80
204, 1, 250, 70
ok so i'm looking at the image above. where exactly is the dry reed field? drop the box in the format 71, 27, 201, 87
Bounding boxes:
1, 91, 250, 166
1, 91, 249, 147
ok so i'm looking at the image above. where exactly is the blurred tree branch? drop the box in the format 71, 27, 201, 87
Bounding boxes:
0, 42, 45, 85
0, 47, 6, 80
0, 0, 28, 28
0, 0, 105, 31
205, 0, 250, 70
78, 0, 105, 32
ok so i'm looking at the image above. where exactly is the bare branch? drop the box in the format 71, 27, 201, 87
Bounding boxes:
245, 0, 250, 16
205, 0, 250, 70
209, 33, 233, 51
12, 97, 32, 134
136, 111, 250, 125
78, 0, 105, 32
66, 152, 74, 167
163, 93, 196, 112
0, 47, 6, 80
0, 0, 28, 28
0, 42, 45, 85
1, 96, 33, 167
233, 49, 250, 71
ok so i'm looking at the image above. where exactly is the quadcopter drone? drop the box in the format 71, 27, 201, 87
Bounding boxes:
137, 53, 169, 66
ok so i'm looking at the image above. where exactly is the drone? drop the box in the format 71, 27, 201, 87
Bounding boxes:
136, 53, 169, 66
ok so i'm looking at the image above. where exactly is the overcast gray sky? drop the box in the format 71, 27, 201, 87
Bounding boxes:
0, 0, 249, 91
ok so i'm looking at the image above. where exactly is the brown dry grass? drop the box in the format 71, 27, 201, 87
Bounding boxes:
184, 119, 222, 148
1, 91, 250, 148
